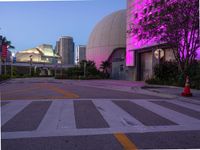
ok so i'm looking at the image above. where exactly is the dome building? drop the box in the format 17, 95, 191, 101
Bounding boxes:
86, 9, 126, 69
87, 9, 130, 79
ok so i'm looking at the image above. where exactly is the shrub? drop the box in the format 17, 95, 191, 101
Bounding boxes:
0, 74, 10, 81
154, 61, 179, 81
146, 60, 200, 89
55, 60, 106, 80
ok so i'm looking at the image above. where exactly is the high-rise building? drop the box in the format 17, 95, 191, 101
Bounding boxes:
55, 41, 60, 55
76, 45, 86, 64
59, 36, 75, 65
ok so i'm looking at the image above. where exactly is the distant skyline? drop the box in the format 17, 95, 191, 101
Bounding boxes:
0, 0, 126, 52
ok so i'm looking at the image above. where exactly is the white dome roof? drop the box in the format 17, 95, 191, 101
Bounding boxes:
86, 9, 126, 68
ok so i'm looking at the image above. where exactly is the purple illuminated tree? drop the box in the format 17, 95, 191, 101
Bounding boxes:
134, 0, 199, 75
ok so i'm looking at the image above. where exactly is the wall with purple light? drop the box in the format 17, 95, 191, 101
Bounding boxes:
127, 0, 149, 66
197, 48, 200, 59
127, 0, 160, 66
126, 0, 200, 67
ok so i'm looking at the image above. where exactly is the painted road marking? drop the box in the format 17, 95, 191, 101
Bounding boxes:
74, 100, 109, 128
2, 99, 200, 139
2, 124, 200, 140
114, 133, 137, 150
167, 100, 200, 112
37, 83, 79, 99
132, 100, 200, 125
2, 101, 52, 132
57, 100, 76, 129
1, 101, 32, 126
37, 101, 62, 132
93, 100, 144, 127
152, 101, 200, 120
113, 100, 176, 126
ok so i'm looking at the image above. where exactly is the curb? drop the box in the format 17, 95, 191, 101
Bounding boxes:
138, 86, 200, 101
131, 87, 177, 99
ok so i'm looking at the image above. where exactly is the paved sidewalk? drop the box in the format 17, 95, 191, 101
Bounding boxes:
68, 80, 187, 99
142, 85, 200, 100
74, 79, 200, 100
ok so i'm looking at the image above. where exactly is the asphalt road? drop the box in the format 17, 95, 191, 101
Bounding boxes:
0, 78, 162, 100
1, 78, 200, 150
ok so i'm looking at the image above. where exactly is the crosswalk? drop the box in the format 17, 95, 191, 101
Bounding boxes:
1, 99, 200, 139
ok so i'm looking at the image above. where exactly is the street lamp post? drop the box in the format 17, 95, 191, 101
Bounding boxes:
29, 55, 33, 76
11, 59, 13, 78
11, 51, 15, 78
84, 61, 86, 78
60, 57, 63, 77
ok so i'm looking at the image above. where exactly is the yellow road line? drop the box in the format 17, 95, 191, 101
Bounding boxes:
37, 83, 79, 99
114, 133, 137, 150
48, 86, 79, 98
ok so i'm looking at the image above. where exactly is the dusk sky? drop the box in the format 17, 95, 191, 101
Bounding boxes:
0, 0, 126, 52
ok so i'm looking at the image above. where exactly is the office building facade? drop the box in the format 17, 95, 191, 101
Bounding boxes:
55, 41, 60, 55
76, 45, 86, 64
59, 36, 75, 65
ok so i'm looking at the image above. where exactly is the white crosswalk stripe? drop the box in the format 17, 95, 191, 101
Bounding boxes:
131, 100, 200, 125
1, 101, 31, 126
93, 100, 144, 127
168, 100, 200, 112
57, 100, 76, 129
1, 99, 200, 140
37, 101, 62, 132
37, 100, 76, 132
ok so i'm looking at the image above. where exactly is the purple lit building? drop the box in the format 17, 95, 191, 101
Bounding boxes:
127, 0, 176, 80
87, 0, 199, 81
126, 0, 199, 80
